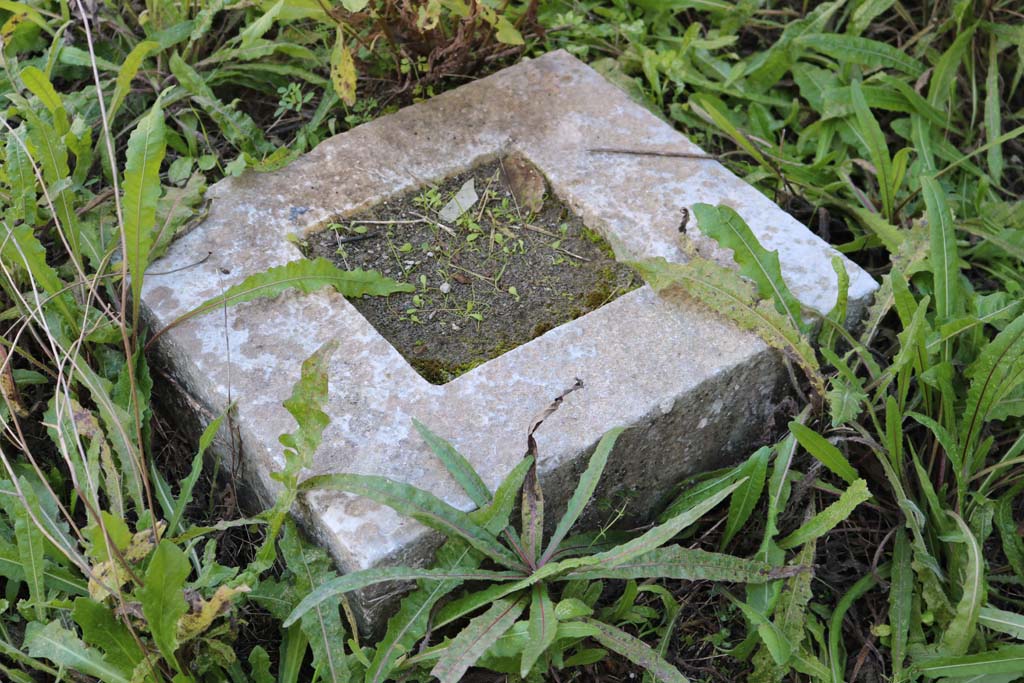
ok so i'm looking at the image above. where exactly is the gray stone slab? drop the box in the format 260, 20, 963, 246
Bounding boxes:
142, 50, 876, 627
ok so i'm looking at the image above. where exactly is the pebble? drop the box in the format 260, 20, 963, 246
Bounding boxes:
439, 282, 452, 294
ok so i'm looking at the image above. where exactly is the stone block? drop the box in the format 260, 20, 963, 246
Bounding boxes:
142, 50, 876, 628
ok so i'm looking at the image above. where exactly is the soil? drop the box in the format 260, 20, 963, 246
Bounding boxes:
303, 156, 639, 384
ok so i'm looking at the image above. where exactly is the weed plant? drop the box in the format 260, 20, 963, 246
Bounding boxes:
0, 0, 1022, 681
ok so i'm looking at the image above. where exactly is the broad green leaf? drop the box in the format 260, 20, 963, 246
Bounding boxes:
630, 257, 824, 396
279, 522, 350, 682
494, 16, 524, 45
927, 25, 977, 110
122, 103, 166, 324
19, 65, 66, 133
778, 479, 871, 549
995, 494, 1024, 576
72, 597, 143, 674
152, 258, 412, 347
0, 538, 87, 595
108, 41, 159, 121
541, 427, 624, 563
922, 176, 960, 324
584, 619, 689, 683
566, 545, 798, 583
847, 0, 896, 35
431, 596, 526, 683
10, 476, 46, 620
940, 513, 985, 656
848, 80, 894, 220
960, 313, 1024, 469
917, 645, 1024, 678
795, 33, 925, 75
729, 595, 792, 665
138, 540, 189, 672
889, 530, 912, 679
414, 419, 491, 508
521, 584, 556, 676
980, 606, 1024, 640
239, 0, 283, 47
721, 446, 769, 549
4, 124, 36, 226
25, 621, 130, 683
788, 422, 858, 484
691, 204, 803, 329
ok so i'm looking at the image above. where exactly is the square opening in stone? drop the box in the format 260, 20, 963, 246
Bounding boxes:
303, 154, 638, 384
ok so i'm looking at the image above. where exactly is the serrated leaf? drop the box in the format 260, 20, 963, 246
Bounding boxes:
849, 80, 895, 220
692, 204, 804, 329
138, 540, 189, 672
960, 313, 1024, 470
889, 530, 912, 679
979, 606, 1024, 640
284, 566, 521, 628
25, 621, 130, 683
4, 124, 36, 226
72, 597, 143, 675
240, 0, 283, 47
153, 258, 412, 346
431, 596, 526, 683
795, 33, 924, 75
566, 545, 798, 583
584, 619, 689, 682
777, 479, 870, 549
583, 479, 742, 567
122, 103, 166, 324
541, 427, 624, 563
922, 176, 960, 324
630, 257, 824, 396
10, 476, 46, 620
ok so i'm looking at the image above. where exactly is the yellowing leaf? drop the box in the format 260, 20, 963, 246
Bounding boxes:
178, 585, 251, 641
331, 30, 357, 106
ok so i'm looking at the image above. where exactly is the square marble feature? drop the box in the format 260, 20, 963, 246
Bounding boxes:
142, 50, 876, 627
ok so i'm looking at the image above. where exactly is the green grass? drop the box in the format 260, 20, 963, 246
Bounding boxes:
0, 0, 1022, 681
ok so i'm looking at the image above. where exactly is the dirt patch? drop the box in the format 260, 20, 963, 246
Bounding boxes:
303, 155, 638, 384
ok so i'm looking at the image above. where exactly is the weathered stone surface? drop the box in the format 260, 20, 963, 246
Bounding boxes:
142, 51, 876, 628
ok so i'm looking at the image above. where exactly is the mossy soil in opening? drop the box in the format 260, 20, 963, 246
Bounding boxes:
303, 155, 638, 384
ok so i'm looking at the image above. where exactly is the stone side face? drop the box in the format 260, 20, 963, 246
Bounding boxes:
142, 50, 876, 629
